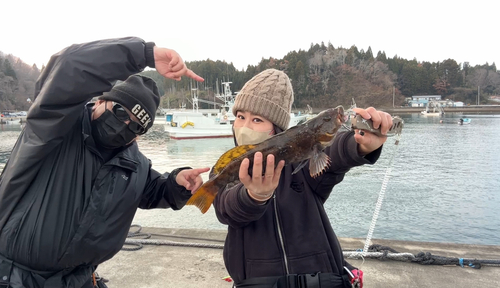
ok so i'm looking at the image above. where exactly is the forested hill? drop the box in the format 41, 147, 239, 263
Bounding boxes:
0, 51, 42, 111
1, 42, 499, 111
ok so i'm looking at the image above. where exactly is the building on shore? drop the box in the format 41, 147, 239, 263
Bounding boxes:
407, 95, 464, 108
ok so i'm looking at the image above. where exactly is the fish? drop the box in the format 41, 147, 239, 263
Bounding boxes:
186, 106, 346, 213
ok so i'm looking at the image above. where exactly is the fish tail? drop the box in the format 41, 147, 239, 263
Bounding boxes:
186, 180, 218, 214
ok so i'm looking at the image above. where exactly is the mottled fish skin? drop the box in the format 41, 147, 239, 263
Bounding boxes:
187, 106, 345, 213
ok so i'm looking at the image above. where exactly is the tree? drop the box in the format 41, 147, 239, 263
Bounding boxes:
433, 78, 450, 96
365, 46, 374, 61
3, 59, 17, 80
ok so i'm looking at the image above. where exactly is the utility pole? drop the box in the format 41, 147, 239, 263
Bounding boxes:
392, 86, 395, 108
477, 86, 480, 105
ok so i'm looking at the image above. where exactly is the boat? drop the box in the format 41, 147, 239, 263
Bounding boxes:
164, 82, 236, 140
458, 118, 471, 125
163, 82, 315, 139
163, 110, 234, 139
288, 113, 307, 127
288, 105, 315, 128
421, 99, 445, 116
0, 119, 20, 125
165, 109, 314, 140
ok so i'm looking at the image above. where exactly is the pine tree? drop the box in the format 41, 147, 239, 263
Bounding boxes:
3, 59, 17, 80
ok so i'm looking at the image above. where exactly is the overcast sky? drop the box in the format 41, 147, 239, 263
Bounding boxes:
1, 0, 498, 73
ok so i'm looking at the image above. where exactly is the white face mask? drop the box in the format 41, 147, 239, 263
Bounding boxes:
234, 126, 274, 145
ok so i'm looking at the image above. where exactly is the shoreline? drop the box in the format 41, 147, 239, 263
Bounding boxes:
98, 226, 500, 288
306, 106, 500, 114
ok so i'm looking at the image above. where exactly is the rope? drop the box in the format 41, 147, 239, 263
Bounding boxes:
122, 226, 500, 269
362, 133, 402, 256
121, 225, 224, 251
343, 244, 500, 269
124, 239, 224, 249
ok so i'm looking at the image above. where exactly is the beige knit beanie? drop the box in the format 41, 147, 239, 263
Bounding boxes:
232, 69, 294, 130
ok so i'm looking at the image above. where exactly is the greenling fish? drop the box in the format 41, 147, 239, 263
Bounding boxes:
186, 106, 346, 214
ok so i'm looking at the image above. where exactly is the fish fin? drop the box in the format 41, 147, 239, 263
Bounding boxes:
309, 151, 331, 178
292, 160, 309, 175
213, 144, 257, 174
186, 179, 219, 214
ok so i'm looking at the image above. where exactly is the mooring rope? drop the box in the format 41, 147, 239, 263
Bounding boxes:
345, 244, 500, 269
362, 134, 401, 256
122, 226, 500, 269
124, 238, 224, 249
121, 224, 224, 251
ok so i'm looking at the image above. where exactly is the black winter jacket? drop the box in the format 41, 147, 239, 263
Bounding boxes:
0, 37, 191, 276
213, 130, 381, 284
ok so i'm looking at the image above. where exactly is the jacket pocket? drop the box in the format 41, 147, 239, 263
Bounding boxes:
287, 251, 333, 274
99, 173, 117, 218
246, 257, 285, 279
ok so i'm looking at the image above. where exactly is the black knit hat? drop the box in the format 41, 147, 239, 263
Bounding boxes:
100, 75, 160, 131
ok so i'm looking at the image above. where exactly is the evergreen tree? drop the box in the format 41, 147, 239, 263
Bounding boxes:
3, 59, 17, 80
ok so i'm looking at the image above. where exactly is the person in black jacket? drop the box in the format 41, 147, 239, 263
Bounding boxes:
213, 69, 394, 288
0, 37, 209, 288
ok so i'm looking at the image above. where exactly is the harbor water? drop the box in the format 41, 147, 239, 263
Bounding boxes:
1, 112, 499, 246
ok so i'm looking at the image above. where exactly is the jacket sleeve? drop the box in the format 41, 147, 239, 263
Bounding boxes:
138, 167, 194, 210
0, 38, 156, 231
213, 183, 270, 228
304, 130, 382, 202
29, 37, 155, 146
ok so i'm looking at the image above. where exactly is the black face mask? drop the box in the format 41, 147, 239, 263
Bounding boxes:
91, 109, 137, 149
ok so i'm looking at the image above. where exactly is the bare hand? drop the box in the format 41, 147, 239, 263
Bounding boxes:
176, 167, 210, 192
154, 47, 204, 82
239, 152, 285, 203
352, 107, 393, 155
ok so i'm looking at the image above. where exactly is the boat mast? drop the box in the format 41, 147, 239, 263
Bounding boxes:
191, 81, 199, 112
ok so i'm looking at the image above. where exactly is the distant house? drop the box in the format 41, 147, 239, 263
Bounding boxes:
490, 96, 500, 103
408, 95, 442, 107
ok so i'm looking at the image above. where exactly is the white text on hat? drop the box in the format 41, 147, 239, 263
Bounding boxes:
131, 104, 151, 128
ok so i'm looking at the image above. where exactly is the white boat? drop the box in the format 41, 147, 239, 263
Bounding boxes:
420, 110, 442, 116
165, 109, 312, 140
163, 110, 234, 139
288, 105, 315, 128
288, 113, 308, 127
0, 119, 20, 125
163, 82, 314, 140
421, 99, 445, 116
163, 81, 236, 140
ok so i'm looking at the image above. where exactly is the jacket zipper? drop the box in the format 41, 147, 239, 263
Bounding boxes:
273, 193, 289, 274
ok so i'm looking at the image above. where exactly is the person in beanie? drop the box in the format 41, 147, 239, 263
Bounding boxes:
213, 69, 394, 288
0, 37, 209, 288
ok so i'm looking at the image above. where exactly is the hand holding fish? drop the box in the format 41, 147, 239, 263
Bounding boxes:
351, 107, 393, 155
240, 152, 285, 203
175, 167, 211, 193
154, 47, 204, 82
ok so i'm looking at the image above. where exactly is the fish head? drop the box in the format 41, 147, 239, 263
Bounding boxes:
308, 105, 345, 148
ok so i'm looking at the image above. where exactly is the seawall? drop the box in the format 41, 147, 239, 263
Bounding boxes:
98, 227, 500, 288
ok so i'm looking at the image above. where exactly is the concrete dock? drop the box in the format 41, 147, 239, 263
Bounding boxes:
97, 227, 500, 288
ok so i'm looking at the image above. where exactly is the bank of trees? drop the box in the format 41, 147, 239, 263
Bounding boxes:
0, 52, 41, 111
1, 43, 499, 111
